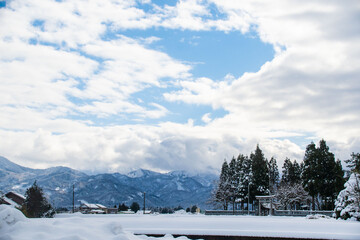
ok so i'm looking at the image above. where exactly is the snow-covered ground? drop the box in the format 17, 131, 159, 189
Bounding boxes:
1, 205, 360, 240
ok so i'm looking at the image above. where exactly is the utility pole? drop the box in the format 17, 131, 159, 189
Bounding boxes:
72, 184, 75, 213
143, 192, 146, 214
268, 163, 273, 216
247, 182, 250, 215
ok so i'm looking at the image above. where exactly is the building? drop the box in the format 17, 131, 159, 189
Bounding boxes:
79, 202, 108, 214
0, 191, 26, 208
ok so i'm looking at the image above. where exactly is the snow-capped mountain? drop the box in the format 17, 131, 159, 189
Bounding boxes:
0, 157, 217, 209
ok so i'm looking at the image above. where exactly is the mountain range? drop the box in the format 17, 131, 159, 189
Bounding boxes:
0, 156, 217, 209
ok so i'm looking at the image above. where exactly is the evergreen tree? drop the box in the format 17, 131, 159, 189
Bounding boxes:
250, 145, 269, 200
302, 140, 345, 210
268, 157, 280, 194
190, 205, 198, 213
130, 202, 140, 213
212, 160, 231, 210
317, 140, 344, 209
118, 203, 129, 211
292, 160, 302, 184
23, 181, 55, 218
281, 158, 301, 185
302, 142, 318, 210
228, 156, 240, 210
346, 152, 360, 174
236, 154, 252, 209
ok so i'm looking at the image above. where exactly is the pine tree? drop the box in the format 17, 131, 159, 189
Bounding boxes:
130, 202, 140, 213
268, 157, 280, 194
346, 152, 360, 174
23, 181, 54, 218
317, 140, 344, 209
211, 160, 231, 210
302, 142, 318, 210
236, 154, 252, 209
118, 203, 129, 211
302, 140, 345, 210
281, 158, 301, 185
228, 156, 240, 210
292, 160, 302, 184
250, 145, 269, 200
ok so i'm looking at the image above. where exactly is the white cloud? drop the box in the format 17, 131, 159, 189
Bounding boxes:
0, 0, 359, 174
202, 113, 212, 123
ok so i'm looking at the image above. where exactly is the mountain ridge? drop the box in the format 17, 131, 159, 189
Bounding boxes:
0, 156, 217, 209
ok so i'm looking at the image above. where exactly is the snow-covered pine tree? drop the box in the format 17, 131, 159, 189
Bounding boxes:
211, 160, 231, 210
236, 154, 252, 210
334, 153, 360, 220
345, 152, 360, 174
228, 156, 240, 210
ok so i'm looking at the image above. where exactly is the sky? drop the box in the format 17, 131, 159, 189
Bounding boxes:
0, 0, 359, 174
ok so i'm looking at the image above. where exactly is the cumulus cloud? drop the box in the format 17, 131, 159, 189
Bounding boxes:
0, 0, 359, 174
165, 0, 360, 164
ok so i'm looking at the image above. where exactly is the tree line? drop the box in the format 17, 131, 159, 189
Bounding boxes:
211, 139, 349, 211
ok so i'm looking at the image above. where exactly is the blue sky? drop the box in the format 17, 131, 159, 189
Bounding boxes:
0, 0, 359, 174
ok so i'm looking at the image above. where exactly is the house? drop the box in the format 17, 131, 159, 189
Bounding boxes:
0, 191, 25, 208
79, 201, 108, 214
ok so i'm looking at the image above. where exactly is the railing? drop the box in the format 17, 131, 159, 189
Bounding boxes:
205, 210, 256, 215
205, 209, 334, 217
274, 210, 333, 217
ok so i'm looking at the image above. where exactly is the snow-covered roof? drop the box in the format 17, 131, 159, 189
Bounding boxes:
96, 204, 107, 209
9, 192, 25, 199
2, 196, 21, 208
81, 203, 107, 209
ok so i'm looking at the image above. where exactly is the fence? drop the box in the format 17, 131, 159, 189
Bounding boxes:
205, 209, 334, 217
205, 210, 256, 215
273, 210, 333, 217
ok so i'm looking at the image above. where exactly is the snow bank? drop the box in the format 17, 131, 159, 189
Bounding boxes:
0, 205, 26, 228
0, 206, 194, 240
306, 214, 331, 220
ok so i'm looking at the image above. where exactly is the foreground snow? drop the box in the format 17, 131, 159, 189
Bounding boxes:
1, 206, 360, 240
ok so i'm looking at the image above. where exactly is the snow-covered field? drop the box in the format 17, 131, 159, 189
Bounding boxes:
1, 205, 360, 240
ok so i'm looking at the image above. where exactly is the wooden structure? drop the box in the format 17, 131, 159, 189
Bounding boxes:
255, 195, 276, 216
0, 191, 25, 208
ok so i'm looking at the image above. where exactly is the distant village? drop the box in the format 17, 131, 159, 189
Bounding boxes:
0, 190, 201, 215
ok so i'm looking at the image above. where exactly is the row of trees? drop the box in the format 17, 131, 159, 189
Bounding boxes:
211, 140, 346, 210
